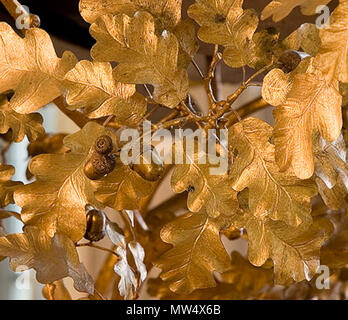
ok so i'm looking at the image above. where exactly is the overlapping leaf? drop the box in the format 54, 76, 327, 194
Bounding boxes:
154, 211, 231, 294
313, 0, 348, 83
171, 145, 238, 218
93, 163, 155, 211
314, 134, 348, 210
14, 122, 110, 242
188, 0, 258, 68
229, 118, 317, 227
0, 95, 44, 142
261, 0, 333, 22
272, 68, 342, 179
90, 12, 188, 108
237, 211, 333, 285
0, 23, 77, 114
0, 164, 21, 208
64, 60, 146, 126
79, 0, 182, 27
0, 226, 94, 294
80, 0, 197, 69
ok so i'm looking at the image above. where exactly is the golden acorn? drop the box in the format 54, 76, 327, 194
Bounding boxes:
84, 209, 106, 242
84, 152, 116, 180
132, 162, 165, 181
131, 146, 165, 181
278, 50, 307, 73
94, 135, 114, 155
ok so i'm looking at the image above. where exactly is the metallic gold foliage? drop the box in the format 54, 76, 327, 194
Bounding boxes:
273, 67, 342, 179
261, 0, 333, 22
0, 226, 94, 294
229, 118, 317, 226
188, 0, 258, 68
171, 148, 239, 218
0, 95, 44, 142
237, 212, 333, 285
79, 0, 182, 27
149, 252, 273, 299
154, 211, 231, 294
313, 0, 348, 83
0, 23, 77, 114
314, 134, 348, 210
79, 0, 197, 68
0, 164, 21, 208
64, 60, 146, 126
93, 163, 155, 211
14, 122, 111, 242
90, 12, 189, 108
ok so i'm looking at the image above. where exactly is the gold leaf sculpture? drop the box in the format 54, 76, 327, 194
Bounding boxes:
0, 95, 44, 142
229, 118, 317, 226
272, 68, 342, 179
188, 0, 259, 68
154, 211, 230, 294
237, 212, 333, 284
90, 11, 188, 108
0, 226, 94, 294
0, 23, 77, 114
313, 0, 348, 83
64, 60, 146, 126
14, 122, 109, 242
0, 0, 346, 301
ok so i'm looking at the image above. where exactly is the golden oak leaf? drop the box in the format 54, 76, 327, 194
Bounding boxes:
188, 0, 259, 68
262, 59, 310, 107
14, 122, 111, 242
237, 211, 333, 285
229, 118, 317, 227
297, 23, 321, 56
0, 164, 22, 208
0, 23, 77, 114
79, 0, 182, 27
313, 0, 348, 83
0, 95, 44, 142
80, 0, 197, 68
64, 60, 146, 126
314, 134, 348, 210
90, 12, 188, 108
93, 163, 155, 211
261, 0, 333, 22
272, 68, 342, 179
149, 252, 272, 299
26, 133, 68, 180
0, 226, 94, 294
171, 147, 238, 218
154, 211, 231, 294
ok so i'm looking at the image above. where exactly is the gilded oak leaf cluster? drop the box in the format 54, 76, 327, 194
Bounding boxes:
0, 0, 347, 301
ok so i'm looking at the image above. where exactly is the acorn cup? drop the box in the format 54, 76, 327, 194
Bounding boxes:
94, 135, 114, 155
84, 152, 116, 180
84, 209, 106, 242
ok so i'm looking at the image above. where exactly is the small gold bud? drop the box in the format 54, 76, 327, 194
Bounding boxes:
84, 209, 106, 242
